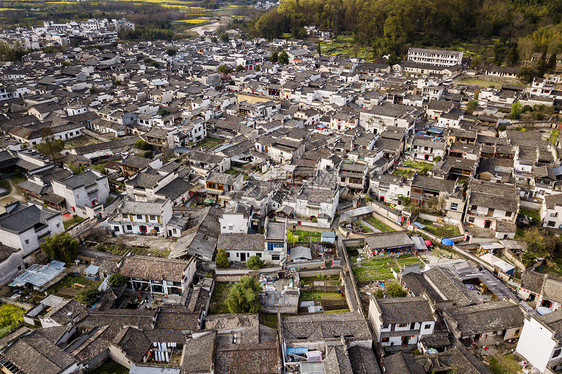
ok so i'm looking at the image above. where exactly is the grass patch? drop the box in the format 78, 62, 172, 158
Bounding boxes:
97, 244, 148, 256
209, 283, 232, 314
63, 214, 84, 229
351, 257, 397, 282
260, 313, 278, 329
416, 218, 460, 238
519, 207, 541, 225
392, 168, 415, 177
324, 308, 351, 314
172, 19, 207, 24
287, 230, 322, 243
487, 353, 522, 374
547, 129, 560, 145
92, 360, 129, 374
319, 33, 373, 60
198, 136, 223, 150
300, 291, 344, 302
402, 160, 434, 170
0, 304, 25, 339
360, 222, 373, 233
47, 275, 92, 295
365, 216, 395, 232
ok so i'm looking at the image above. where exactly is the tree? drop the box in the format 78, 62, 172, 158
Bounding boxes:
134, 139, 151, 150
219, 32, 229, 42
36, 128, 65, 163
76, 286, 100, 306
270, 51, 279, 63
218, 65, 232, 74
466, 100, 478, 115
511, 101, 523, 119
225, 275, 261, 313
536, 49, 548, 77
67, 163, 84, 175
166, 48, 178, 56
236, 64, 245, 72
215, 248, 230, 268
385, 282, 408, 298
505, 43, 519, 67
108, 273, 129, 287
278, 50, 289, 64
547, 53, 557, 74
518, 66, 536, 83
386, 52, 400, 66
40, 232, 78, 264
246, 255, 264, 270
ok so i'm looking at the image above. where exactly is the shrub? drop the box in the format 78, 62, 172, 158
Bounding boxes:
215, 248, 230, 268
246, 255, 264, 270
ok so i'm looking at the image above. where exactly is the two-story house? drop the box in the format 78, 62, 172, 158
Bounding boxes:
541, 194, 562, 229
107, 198, 179, 237
0, 202, 64, 256
464, 180, 519, 230
517, 309, 562, 374
368, 296, 436, 350
51, 170, 110, 219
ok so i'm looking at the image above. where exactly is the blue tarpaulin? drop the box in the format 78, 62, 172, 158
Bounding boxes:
441, 238, 454, 247
286, 347, 308, 354
413, 222, 426, 229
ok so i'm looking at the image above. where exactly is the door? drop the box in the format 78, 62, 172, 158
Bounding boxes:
140, 225, 147, 234
402, 336, 409, 345
484, 220, 491, 229
240, 253, 246, 261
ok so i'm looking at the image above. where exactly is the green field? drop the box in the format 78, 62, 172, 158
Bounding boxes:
0, 304, 26, 339
287, 230, 322, 243
209, 283, 232, 314
416, 218, 460, 238
365, 216, 395, 232
319, 34, 374, 60
352, 254, 421, 282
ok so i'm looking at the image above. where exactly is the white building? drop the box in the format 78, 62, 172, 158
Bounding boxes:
542, 194, 562, 229
407, 48, 463, 67
51, 170, 110, 219
516, 310, 562, 374
106, 198, 181, 238
368, 296, 436, 349
0, 202, 64, 256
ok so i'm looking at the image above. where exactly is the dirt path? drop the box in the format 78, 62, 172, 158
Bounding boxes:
0, 179, 25, 213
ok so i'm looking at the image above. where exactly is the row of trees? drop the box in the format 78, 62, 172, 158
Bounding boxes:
251, 0, 561, 59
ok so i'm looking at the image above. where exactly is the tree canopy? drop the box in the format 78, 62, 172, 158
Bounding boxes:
36, 128, 65, 163
251, 0, 562, 58
108, 273, 130, 287
225, 275, 261, 313
246, 255, 264, 270
41, 232, 78, 264
215, 248, 230, 268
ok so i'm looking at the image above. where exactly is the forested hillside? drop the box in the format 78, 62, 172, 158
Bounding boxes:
250, 0, 561, 59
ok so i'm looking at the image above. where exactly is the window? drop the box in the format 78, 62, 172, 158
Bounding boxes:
127, 225, 132, 231
257, 253, 262, 258
272, 255, 280, 261
154, 227, 159, 232
398, 323, 409, 328
505, 211, 512, 217
551, 212, 559, 218
381, 337, 389, 343
468, 217, 475, 223
471, 205, 477, 211
56, 223, 60, 228
450, 203, 458, 211
549, 221, 556, 227
137, 215, 143, 219
423, 323, 432, 330
114, 226, 120, 232
150, 215, 156, 220
25, 239, 30, 245
554, 349, 561, 358
228, 224, 233, 231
